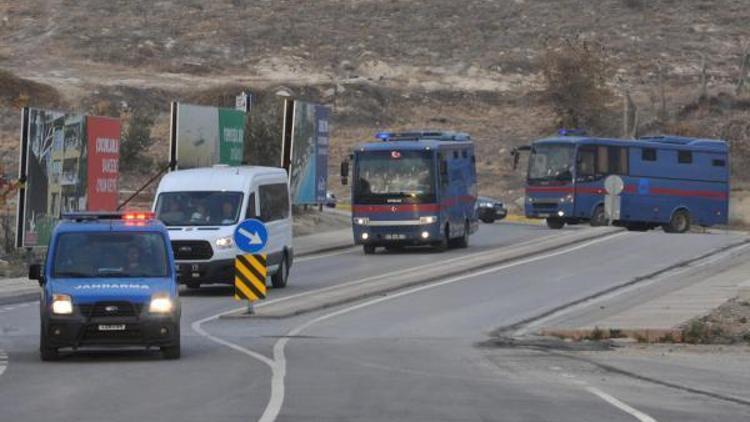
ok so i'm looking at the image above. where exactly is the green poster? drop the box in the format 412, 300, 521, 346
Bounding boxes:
218, 109, 246, 166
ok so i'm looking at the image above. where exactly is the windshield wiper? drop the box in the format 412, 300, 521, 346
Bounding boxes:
121, 272, 162, 278
54, 271, 92, 278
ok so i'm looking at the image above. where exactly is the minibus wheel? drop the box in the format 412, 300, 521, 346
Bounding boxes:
271, 255, 289, 288
664, 209, 691, 233
546, 218, 565, 229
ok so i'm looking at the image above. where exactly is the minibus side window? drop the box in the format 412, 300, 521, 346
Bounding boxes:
245, 193, 256, 219
258, 184, 290, 222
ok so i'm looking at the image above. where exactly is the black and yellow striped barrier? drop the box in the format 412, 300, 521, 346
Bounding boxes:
234, 254, 267, 302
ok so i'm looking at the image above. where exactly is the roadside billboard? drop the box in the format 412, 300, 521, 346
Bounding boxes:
16, 108, 121, 248
289, 101, 330, 204
172, 103, 246, 169
86, 116, 120, 211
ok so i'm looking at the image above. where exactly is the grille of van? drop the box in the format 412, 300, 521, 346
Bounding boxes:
78, 301, 143, 318
171, 240, 214, 260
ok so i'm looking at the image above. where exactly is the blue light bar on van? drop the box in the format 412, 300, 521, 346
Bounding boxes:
375, 132, 393, 141
558, 129, 587, 137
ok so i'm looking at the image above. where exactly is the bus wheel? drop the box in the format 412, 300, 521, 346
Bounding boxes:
546, 218, 565, 229
590, 205, 607, 227
451, 222, 469, 248
363, 244, 376, 254
664, 210, 691, 233
434, 227, 449, 252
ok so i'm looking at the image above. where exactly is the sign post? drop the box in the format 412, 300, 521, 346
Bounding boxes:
604, 175, 624, 225
233, 219, 269, 314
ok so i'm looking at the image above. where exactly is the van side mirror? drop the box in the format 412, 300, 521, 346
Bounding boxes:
29, 264, 43, 285
340, 161, 349, 186
440, 160, 448, 176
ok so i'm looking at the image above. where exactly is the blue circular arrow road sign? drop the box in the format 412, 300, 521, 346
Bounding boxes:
233, 219, 269, 254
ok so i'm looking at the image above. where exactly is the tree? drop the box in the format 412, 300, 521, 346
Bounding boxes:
120, 111, 155, 173
245, 91, 288, 167
540, 38, 614, 134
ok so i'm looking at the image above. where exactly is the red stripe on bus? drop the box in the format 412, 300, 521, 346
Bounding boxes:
353, 196, 476, 214
353, 204, 441, 213
528, 184, 726, 199
648, 187, 727, 200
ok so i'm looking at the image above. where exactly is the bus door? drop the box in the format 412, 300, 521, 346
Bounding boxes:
574, 145, 605, 219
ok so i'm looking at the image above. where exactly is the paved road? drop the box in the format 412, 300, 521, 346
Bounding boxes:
0, 223, 748, 421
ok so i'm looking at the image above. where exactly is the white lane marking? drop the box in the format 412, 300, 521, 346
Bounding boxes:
192, 232, 626, 422
191, 315, 274, 369
0, 351, 7, 377
586, 386, 658, 422
0, 301, 39, 314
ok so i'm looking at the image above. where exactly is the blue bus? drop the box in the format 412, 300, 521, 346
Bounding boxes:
522, 134, 729, 232
343, 131, 479, 253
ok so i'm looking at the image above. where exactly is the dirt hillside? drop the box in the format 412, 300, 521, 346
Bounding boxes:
0, 0, 749, 211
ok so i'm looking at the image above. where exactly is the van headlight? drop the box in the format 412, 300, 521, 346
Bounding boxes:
149, 293, 174, 314
215, 236, 234, 249
51, 294, 73, 315
354, 217, 369, 225
419, 216, 438, 224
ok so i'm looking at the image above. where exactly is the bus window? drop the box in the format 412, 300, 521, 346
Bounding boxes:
609, 146, 628, 175
642, 148, 657, 161
439, 155, 449, 189
678, 150, 693, 164
597, 146, 609, 174
576, 147, 596, 181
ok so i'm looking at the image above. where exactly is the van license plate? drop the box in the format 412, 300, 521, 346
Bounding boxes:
98, 324, 126, 331
384, 234, 406, 240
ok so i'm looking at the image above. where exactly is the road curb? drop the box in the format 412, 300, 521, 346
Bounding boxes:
0, 291, 39, 306
539, 327, 686, 343
495, 238, 750, 342
296, 242, 354, 257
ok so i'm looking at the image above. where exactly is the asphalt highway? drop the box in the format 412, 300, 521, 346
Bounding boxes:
0, 223, 748, 422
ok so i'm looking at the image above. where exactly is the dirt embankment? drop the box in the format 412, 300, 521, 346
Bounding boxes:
0, 0, 749, 211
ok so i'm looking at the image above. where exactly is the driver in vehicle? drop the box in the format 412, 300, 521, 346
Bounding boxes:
125, 245, 143, 273
159, 200, 186, 225
220, 201, 236, 224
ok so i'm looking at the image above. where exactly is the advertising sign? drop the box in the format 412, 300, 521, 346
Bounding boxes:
174, 103, 246, 169
289, 101, 330, 205
18, 109, 121, 247
86, 116, 120, 211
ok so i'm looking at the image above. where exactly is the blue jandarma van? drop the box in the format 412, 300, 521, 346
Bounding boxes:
29, 212, 181, 360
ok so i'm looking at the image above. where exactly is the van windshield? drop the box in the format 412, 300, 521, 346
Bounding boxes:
53, 232, 169, 278
155, 191, 243, 226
